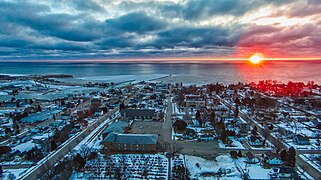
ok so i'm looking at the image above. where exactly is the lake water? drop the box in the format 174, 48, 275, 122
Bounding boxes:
0, 61, 321, 85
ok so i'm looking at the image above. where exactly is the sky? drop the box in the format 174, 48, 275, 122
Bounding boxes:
0, 0, 320, 60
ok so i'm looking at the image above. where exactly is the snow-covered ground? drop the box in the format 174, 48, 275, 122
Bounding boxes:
218, 139, 245, 149
185, 155, 242, 180
72, 117, 113, 152
172, 103, 186, 115
1, 168, 28, 180
237, 158, 271, 179
277, 121, 315, 137
300, 154, 321, 173
12, 140, 39, 153
0, 84, 104, 101
284, 139, 320, 150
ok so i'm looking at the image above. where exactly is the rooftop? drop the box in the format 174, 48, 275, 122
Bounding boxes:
103, 132, 158, 145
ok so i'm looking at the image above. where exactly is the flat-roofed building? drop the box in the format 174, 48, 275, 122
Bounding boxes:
120, 109, 159, 121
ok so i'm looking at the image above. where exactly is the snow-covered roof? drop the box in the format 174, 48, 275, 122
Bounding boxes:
13, 140, 38, 153
103, 132, 158, 145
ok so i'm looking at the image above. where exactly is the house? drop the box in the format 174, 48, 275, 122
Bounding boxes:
120, 109, 159, 121
293, 134, 310, 145
245, 152, 259, 164
264, 151, 283, 166
239, 123, 251, 135
91, 98, 101, 107
21, 108, 62, 124
198, 134, 214, 141
269, 166, 298, 179
102, 132, 158, 152
183, 128, 197, 139
248, 136, 264, 147
3, 101, 17, 108
185, 94, 206, 108
94, 110, 103, 117
311, 119, 321, 129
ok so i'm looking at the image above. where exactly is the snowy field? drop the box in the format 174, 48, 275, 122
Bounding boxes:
236, 158, 271, 179
71, 154, 168, 180
185, 155, 242, 180
277, 121, 316, 137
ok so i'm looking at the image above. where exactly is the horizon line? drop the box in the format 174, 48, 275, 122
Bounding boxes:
0, 57, 321, 63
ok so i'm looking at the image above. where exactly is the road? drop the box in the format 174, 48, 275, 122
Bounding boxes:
163, 95, 173, 142
20, 91, 137, 179
0, 99, 92, 146
216, 95, 321, 179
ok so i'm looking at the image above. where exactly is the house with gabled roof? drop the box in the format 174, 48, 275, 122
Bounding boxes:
293, 134, 310, 145
264, 151, 283, 166
245, 152, 259, 164
248, 136, 264, 147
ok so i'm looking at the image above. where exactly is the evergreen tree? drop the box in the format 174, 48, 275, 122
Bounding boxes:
251, 126, 258, 135
220, 127, 228, 144
195, 110, 202, 127
50, 140, 58, 151
0, 165, 3, 176
73, 153, 86, 171
37, 105, 42, 112
4, 127, 11, 135
210, 110, 216, 124
237, 150, 242, 157
119, 101, 126, 111
280, 149, 288, 163
234, 104, 239, 118
288, 147, 296, 167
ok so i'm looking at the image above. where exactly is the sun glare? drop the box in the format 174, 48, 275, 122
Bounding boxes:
249, 53, 264, 64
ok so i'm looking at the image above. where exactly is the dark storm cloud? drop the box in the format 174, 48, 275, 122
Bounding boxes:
0, 38, 29, 48
155, 26, 240, 48
96, 36, 134, 48
0, 1, 103, 42
29, 42, 87, 51
105, 12, 167, 33
120, 0, 292, 20
0, 0, 319, 59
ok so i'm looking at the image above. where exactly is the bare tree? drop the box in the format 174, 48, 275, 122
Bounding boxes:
159, 141, 183, 155
172, 141, 183, 154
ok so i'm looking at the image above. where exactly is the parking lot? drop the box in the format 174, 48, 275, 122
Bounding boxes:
130, 120, 166, 140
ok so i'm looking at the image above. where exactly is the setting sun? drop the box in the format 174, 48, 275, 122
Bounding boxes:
249, 53, 264, 64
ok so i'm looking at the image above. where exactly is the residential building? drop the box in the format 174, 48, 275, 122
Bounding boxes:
264, 151, 283, 166
245, 152, 259, 164
293, 134, 310, 145
248, 136, 264, 147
